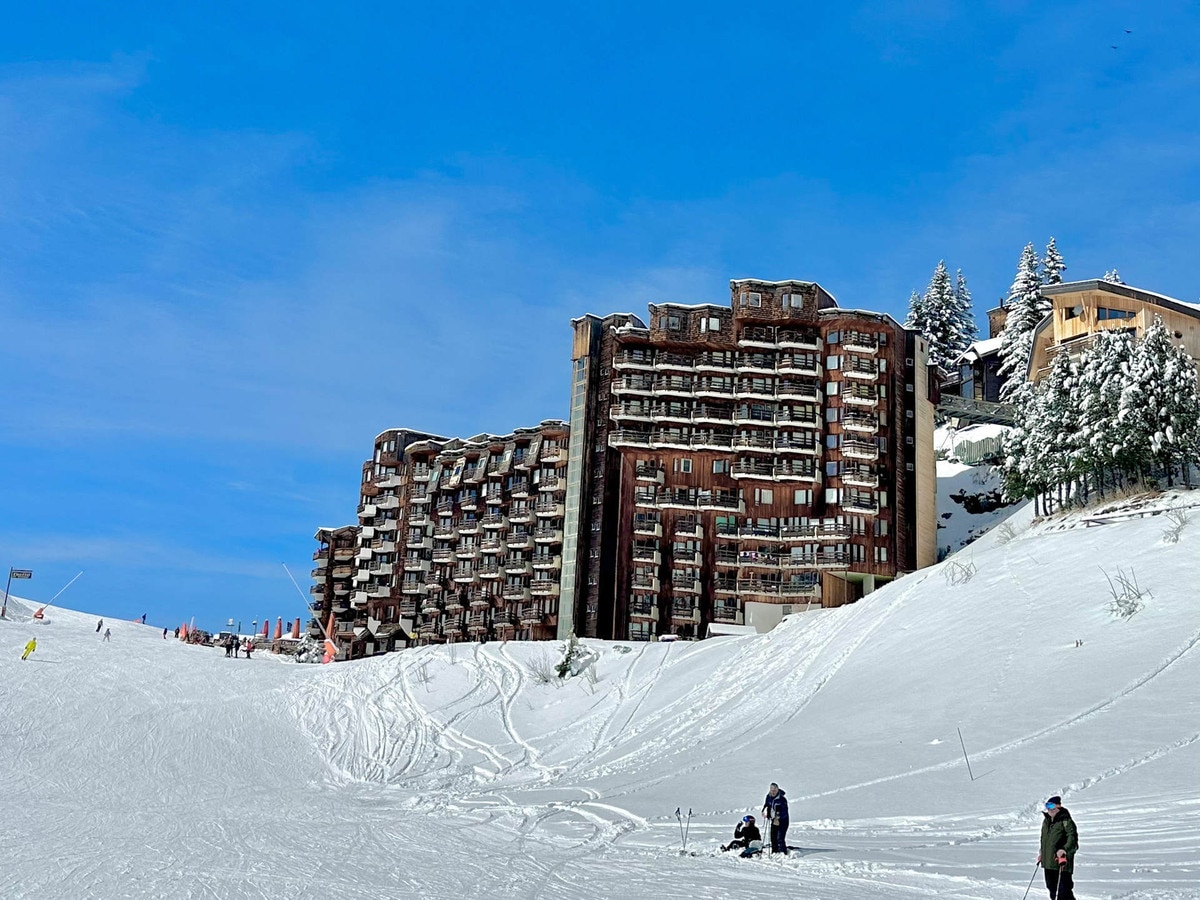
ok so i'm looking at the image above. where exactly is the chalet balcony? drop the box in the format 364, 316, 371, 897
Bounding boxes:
842, 439, 880, 461
735, 381, 776, 401
376, 495, 400, 510
628, 599, 658, 620
844, 387, 879, 407
467, 616, 490, 634
656, 376, 694, 397
843, 468, 879, 488
780, 556, 818, 570
714, 548, 739, 567
530, 580, 560, 597
533, 527, 563, 544
775, 436, 820, 455
635, 463, 665, 484
504, 557, 532, 576
332, 548, 356, 561
458, 519, 481, 536
776, 355, 821, 377
697, 494, 744, 513
654, 404, 691, 424
503, 585, 532, 602
782, 580, 821, 598
777, 329, 821, 350
357, 503, 377, 519
510, 481, 531, 498
411, 467, 431, 482
634, 489, 659, 508
776, 463, 818, 482
670, 601, 700, 623
692, 405, 734, 424
508, 507, 534, 524
714, 579, 740, 597
843, 359, 879, 381
369, 562, 395, 577
777, 380, 821, 402
671, 575, 701, 594
407, 511, 430, 528
737, 325, 776, 349
421, 597, 444, 615
814, 522, 852, 541
674, 519, 704, 539
312, 552, 329, 565
842, 414, 879, 434
534, 501, 565, 518
631, 546, 661, 565
455, 544, 482, 560
409, 491, 431, 506
311, 571, 326, 583
654, 352, 694, 372
736, 354, 777, 374
518, 604, 544, 625
842, 497, 880, 516
672, 550, 702, 567
401, 582, 427, 596
712, 602, 744, 624
481, 514, 508, 530
431, 548, 456, 564
651, 429, 691, 449
612, 375, 656, 396
479, 563, 502, 579
540, 443, 564, 464
738, 550, 782, 570
468, 592, 493, 609
614, 349, 656, 370
480, 538, 506, 555
814, 551, 850, 569
506, 532, 533, 550
330, 565, 355, 579
403, 558, 430, 573
733, 432, 776, 453
453, 568, 480, 584
458, 496, 479, 513
739, 524, 781, 541
694, 352, 735, 372
631, 574, 660, 592
482, 490, 504, 506
610, 428, 653, 448
693, 379, 735, 398
532, 554, 561, 570
738, 578, 783, 596
731, 460, 775, 480
433, 524, 459, 541
611, 402, 655, 422
423, 575, 443, 591
842, 332, 879, 354
435, 499, 456, 516
691, 432, 734, 451
632, 518, 662, 538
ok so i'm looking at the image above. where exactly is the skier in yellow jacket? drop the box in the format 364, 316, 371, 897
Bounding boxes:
21, 637, 36, 660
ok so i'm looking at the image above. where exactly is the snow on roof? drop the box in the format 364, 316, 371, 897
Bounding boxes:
1042, 280, 1200, 317
706, 623, 758, 637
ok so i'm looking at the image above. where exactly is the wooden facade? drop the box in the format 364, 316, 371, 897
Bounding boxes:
562, 279, 938, 642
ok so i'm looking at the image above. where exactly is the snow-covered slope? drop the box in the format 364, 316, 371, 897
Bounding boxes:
2, 494, 1199, 899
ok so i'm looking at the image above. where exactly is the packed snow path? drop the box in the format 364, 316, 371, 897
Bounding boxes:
2, 498, 1198, 898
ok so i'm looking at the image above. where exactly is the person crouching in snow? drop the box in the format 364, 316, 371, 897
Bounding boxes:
721, 815, 761, 855
762, 782, 789, 855
21, 637, 36, 660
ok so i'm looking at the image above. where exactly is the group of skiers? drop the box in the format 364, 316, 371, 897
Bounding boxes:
719, 783, 790, 858
717, 786, 1078, 900
223, 635, 255, 658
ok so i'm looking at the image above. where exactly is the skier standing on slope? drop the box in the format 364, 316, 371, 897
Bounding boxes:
1038, 796, 1078, 899
21, 637, 36, 660
96, 619, 103, 633
761, 782, 789, 855
103, 628, 111, 642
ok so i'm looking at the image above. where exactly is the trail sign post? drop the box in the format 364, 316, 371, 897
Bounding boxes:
2, 568, 33, 619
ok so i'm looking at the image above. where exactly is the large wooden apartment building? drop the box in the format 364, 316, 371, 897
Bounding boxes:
559, 279, 938, 642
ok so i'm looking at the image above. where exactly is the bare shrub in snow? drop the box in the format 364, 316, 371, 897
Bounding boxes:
942, 557, 977, 586
555, 632, 599, 680
527, 649, 559, 685
995, 520, 1020, 545
1162, 506, 1190, 544
1103, 567, 1150, 619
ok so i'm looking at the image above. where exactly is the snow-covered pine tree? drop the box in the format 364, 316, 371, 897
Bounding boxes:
998, 243, 1048, 399
1103, 269, 1124, 284
1075, 329, 1136, 495
1042, 237, 1066, 286
951, 269, 978, 359
1036, 349, 1083, 509
1001, 378, 1041, 507
904, 289, 925, 332
1119, 317, 1200, 486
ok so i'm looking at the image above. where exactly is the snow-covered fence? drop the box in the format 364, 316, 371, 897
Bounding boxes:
951, 435, 1004, 466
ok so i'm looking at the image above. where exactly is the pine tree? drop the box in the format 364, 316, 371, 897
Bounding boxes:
1103, 269, 1123, 284
906, 262, 966, 369
951, 269, 978, 358
998, 243, 1048, 398
1041, 237, 1066, 285
1075, 329, 1136, 492
904, 289, 925, 332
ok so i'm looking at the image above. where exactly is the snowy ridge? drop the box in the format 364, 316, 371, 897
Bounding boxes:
2, 494, 1199, 898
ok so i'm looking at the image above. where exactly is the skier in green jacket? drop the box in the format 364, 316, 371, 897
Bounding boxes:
1038, 795, 1078, 899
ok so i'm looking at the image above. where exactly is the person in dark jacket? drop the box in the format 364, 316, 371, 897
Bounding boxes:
96, 619, 103, 633
1038, 795, 1078, 899
721, 815, 761, 853
761, 782, 789, 855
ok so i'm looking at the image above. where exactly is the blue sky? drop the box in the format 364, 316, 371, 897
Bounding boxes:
1, 1, 1197, 633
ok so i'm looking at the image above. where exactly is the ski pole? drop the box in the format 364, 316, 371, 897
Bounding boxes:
1055, 866, 1063, 898
1020, 863, 1039, 900
682, 808, 692, 851
675, 808, 684, 849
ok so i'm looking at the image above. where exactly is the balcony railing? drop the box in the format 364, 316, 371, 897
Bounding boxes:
738, 325, 776, 347
776, 329, 821, 350
842, 331, 879, 354
842, 414, 879, 434
614, 349, 656, 369
843, 386, 879, 406
655, 352, 694, 371
842, 439, 880, 461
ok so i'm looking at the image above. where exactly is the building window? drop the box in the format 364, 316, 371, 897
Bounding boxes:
825, 460, 839, 477
1098, 307, 1135, 320
700, 317, 721, 333
875, 546, 889, 563
713, 459, 729, 474
740, 292, 762, 308
874, 519, 888, 537
825, 488, 839, 504
673, 458, 693, 474
754, 488, 773, 504
793, 489, 811, 505
827, 331, 840, 344
826, 434, 840, 449
825, 407, 839, 423
667, 315, 683, 330
826, 355, 841, 370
